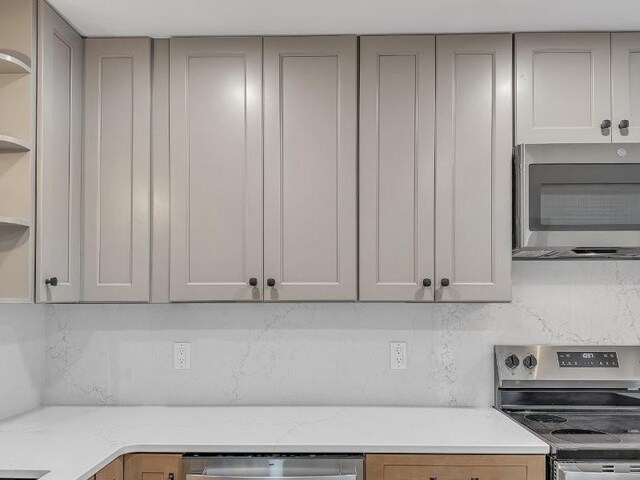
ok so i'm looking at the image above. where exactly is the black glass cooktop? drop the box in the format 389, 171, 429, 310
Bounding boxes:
507, 410, 640, 450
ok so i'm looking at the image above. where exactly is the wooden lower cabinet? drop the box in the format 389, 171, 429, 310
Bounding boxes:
124, 454, 182, 480
95, 456, 124, 480
365, 455, 545, 480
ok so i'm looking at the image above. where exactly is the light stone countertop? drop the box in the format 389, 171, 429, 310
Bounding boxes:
0, 406, 549, 480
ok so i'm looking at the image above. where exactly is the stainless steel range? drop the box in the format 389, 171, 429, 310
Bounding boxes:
495, 345, 640, 480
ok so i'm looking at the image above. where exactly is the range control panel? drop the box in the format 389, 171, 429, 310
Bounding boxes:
558, 351, 619, 368
495, 345, 640, 388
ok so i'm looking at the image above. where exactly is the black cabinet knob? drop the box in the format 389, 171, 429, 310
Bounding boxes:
601, 119, 612, 131
267, 278, 276, 287
619, 119, 630, 129
422, 278, 432, 287
45, 277, 58, 287
440, 278, 450, 287
249, 277, 258, 287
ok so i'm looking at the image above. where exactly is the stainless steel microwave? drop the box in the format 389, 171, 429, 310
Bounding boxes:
513, 143, 640, 259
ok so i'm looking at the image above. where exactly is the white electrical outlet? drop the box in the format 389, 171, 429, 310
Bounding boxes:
174, 342, 191, 370
390, 341, 407, 370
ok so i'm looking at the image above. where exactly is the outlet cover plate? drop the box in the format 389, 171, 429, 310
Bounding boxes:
174, 342, 191, 370
390, 341, 407, 370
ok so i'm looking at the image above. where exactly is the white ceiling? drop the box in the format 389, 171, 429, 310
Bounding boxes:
50, 0, 640, 38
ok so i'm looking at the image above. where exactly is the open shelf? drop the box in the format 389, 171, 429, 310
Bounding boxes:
0, 134, 30, 152
0, 50, 31, 74
0, 215, 31, 228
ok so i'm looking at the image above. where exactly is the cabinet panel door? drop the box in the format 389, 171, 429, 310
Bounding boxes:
359, 36, 435, 302
516, 33, 611, 144
123, 454, 181, 480
95, 456, 123, 480
169, 37, 263, 301
36, 1, 83, 303
366, 455, 545, 480
435, 34, 512, 302
612, 33, 640, 143
83, 38, 151, 302
263, 36, 357, 301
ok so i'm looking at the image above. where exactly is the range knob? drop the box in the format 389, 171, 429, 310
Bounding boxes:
505, 353, 520, 370
523, 354, 538, 370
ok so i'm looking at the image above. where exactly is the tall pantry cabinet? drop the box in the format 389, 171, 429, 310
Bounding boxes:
359, 34, 513, 302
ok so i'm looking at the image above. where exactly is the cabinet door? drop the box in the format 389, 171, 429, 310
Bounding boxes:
435, 34, 512, 302
169, 37, 263, 302
612, 33, 640, 142
83, 38, 151, 302
124, 454, 181, 480
359, 36, 435, 302
263, 36, 357, 301
366, 455, 545, 480
96, 456, 123, 480
515, 33, 611, 144
36, 1, 83, 303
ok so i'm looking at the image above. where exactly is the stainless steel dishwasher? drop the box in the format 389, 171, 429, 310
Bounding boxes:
183, 455, 363, 480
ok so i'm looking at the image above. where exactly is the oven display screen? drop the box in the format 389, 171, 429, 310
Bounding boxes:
557, 352, 619, 367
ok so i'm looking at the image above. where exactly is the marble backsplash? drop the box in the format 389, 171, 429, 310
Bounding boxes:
42, 261, 640, 407
0, 305, 44, 419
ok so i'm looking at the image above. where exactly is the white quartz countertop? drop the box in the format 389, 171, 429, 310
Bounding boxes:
0, 406, 548, 480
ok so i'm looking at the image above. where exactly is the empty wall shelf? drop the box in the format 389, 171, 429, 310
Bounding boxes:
0, 216, 31, 228
0, 134, 30, 152
0, 50, 31, 74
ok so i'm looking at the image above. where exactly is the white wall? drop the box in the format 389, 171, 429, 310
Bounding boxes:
0, 305, 45, 419
43, 261, 640, 407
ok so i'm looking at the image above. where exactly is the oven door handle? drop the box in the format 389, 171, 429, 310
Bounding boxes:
558, 464, 640, 480
187, 476, 357, 480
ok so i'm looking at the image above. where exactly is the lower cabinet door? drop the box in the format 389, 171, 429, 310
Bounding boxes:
434, 34, 512, 302
169, 37, 263, 302
366, 455, 545, 480
124, 454, 182, 480
96, 456, 123, 480
263, 36, 358, 301
83, 38, 152, 302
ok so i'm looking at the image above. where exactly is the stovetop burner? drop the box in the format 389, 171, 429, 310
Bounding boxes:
551, 428, 622, 444
525, 414, 567, 424
506, 410, 640, 451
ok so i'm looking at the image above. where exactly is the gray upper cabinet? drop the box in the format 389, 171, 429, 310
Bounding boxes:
359, 34, 511, 303
516, 33, 612, 144
263, 36, 358, 301
36, 1, 83, 303
612, 33, 640, 143
83, 38, 151, 302
359, 35, 436, 302
435, 34, 512, 302
169, 37, 263, 302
